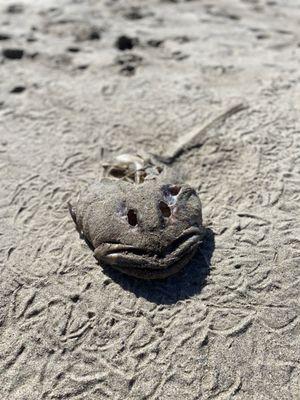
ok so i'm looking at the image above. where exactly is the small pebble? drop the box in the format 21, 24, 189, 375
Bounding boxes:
75, 26, 101, 42
3, 48, 24, 59
77, 64, 89, 70
10, 86, 26, 94
6, 3, 24, 14
115, 35, 138, 51
89, 29, 101, 40
124, 7, 144, 20
147, 39, 163, 47
0, 33, 11, 41
67, 46, 80, 53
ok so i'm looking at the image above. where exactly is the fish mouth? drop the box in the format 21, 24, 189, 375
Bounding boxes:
94, 226, 204, 279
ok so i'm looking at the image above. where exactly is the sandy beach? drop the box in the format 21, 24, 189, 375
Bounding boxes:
0, 0, 299, 398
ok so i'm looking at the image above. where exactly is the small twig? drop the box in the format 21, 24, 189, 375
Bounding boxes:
153, 102, 248, 165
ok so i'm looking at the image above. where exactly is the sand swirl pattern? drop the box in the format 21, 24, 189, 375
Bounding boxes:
0, 0, 299, 399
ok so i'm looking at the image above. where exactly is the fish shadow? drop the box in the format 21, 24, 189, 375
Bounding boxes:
101, 227, 215, 305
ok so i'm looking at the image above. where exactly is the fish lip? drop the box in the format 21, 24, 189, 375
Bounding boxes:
95, 226, 204, 270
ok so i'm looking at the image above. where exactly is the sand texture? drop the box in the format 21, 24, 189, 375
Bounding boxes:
0, 0, 299, 399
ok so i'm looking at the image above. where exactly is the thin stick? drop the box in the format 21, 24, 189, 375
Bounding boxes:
154, 102, 248, 165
